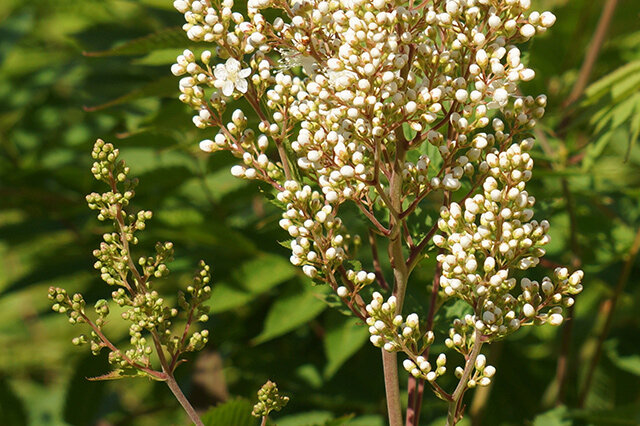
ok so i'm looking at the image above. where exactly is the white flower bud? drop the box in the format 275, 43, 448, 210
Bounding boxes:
523, 303, 535, 318
230, 165, 245, 177
540, 12, 556, 27
302, 265, 317, 278
549, 313, 563, 326
403, 359, 416, 372
475, 354, 486, 370
199, 139, 215, 152
520, 24, 536, 38
406, 313, 419, 328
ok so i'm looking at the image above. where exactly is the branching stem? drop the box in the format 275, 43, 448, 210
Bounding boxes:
447, 330, 484, 426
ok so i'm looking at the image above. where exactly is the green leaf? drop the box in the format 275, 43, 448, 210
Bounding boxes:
207, 281, 254, 314
627, 100, 640, 160
0, 377, 27, 426
323, 414, 356, 425
323, 312, 369, 379
316, 292, 354, 316
583, 60, 640, 104
85, 366, 160, 382
200, 398, 255, 426
277, 411, 333, 426
134, 48, 193, 66
234, 253, 296, 294
63, 353, 108, 426
83, 76, 177, 111
533, 406, 571, 426
606, 339, 640, 377
253, 282, 328, 344
206, 254, 296, 314
571, 404, 640, 425
345, 415, 385, 426
83, 27, 191, 57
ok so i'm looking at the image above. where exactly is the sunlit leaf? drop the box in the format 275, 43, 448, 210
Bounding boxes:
253, 282, 328, 344
200, 398, 254, 426
323, 312, 368, 379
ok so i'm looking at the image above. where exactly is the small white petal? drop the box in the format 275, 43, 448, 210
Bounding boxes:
222, 81, 234, 96
236, 78, 249, 93
214, 65, 227, 80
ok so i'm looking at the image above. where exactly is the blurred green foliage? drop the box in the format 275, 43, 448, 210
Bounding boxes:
1, 0, 639, 425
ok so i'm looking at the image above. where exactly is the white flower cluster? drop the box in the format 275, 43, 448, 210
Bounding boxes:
455, 353, 496, 388
171, 0, 583, 399
434, 141, 584, 338
366, 292, 448, 384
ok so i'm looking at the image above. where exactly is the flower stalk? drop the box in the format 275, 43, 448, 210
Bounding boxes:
170, 0, 585, 423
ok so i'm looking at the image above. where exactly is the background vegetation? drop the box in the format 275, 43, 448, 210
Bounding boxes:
1, 0, 639, 424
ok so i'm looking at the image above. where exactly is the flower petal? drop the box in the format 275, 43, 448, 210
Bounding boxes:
236, 78, 248, 93
222, 81, 234, 96
214, 65, 227, 80
226, 58, 240, 73
239, 67, 252, 78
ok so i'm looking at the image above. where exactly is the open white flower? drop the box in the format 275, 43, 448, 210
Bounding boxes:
213, 58, 251, 97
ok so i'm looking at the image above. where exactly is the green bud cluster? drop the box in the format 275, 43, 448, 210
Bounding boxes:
251, 380, 289, 419
48, 287, 87, 325
47, 139, 214, 382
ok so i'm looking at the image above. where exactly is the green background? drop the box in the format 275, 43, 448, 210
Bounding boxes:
1, 0, 639, 425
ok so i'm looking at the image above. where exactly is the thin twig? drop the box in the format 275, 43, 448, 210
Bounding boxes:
469, 342, 503, 426
447, 330, 484, 425
406, 223, 440, 271
369, 229, 390, 290
563, 0, 619, 108
356, 201, 392, 236
407, 261, 442, 425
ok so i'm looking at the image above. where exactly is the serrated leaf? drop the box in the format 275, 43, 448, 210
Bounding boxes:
343, 259, 362, 271
86, 368, 153, 381
200, 398, 254, 426
83, 27, 190, 57
323, 312, 368, 379
253, 282, 328, 344
278, 239, 293, 249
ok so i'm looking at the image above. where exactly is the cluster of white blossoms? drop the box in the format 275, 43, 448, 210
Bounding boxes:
366, 292, 448, 383
172, 0, 583, 402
